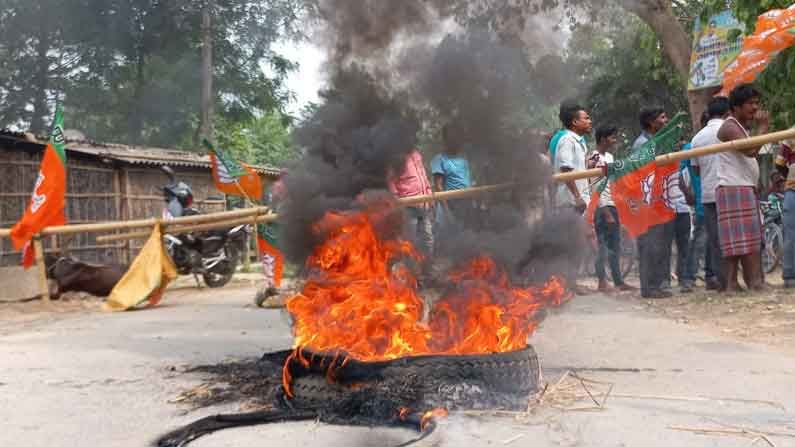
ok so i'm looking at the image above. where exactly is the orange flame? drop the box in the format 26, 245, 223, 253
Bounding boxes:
283, 208, 570, 392
421, 408, 448, 430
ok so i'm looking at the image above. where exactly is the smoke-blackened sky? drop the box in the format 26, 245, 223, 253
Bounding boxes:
284, 0, 583, 279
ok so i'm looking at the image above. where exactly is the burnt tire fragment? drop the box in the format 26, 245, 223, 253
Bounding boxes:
157, 347, 540, 446
287, 346, 540, 411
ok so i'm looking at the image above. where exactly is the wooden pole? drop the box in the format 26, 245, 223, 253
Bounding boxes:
122, 168, 133, 264
3, 128, 795, 241
552, 127, 795, 183
33, 234, 50, 303
199, 0, 214, 142
0, 206, 272, 238
80, 126, 795, 243
397, 183, 514, 207
95, 214, 276, 243
243, 214, 255, 272
232, 178, 257, 274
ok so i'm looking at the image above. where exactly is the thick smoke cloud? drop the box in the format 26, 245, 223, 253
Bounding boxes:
285, 0, 584, 279
283, 68, 419, 262
410, 30, 541, 185
310, 0, 438, 67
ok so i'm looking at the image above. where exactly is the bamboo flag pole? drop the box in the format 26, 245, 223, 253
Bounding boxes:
96, 214, 277, 244
397, 183, 515, 207
232, 181, 260, 272
3, 128, 795, 242
33, 234, 51, 303
0, 206, 272, 238
554, 127, 795, 183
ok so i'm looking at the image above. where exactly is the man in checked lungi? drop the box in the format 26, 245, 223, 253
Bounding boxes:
715, 84, 770, 292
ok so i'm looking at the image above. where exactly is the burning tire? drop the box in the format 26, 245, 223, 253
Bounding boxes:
156, 347, 540, 447
287, 346, 540, 412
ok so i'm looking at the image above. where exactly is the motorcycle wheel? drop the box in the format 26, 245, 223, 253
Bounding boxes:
203, 259, 236, 288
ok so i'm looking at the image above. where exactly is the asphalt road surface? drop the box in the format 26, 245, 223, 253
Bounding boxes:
2, 286, 794, 446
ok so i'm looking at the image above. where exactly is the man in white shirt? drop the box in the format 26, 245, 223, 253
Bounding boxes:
553, 103, 592, 295
554, 104, 592, 214
691, 97, 730, 290
587, 125, 635, 293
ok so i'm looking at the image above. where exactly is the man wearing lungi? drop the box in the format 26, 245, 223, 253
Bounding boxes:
715, 84, 770, 292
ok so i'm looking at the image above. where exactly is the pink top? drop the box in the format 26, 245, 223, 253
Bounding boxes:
388, 150, 432, 202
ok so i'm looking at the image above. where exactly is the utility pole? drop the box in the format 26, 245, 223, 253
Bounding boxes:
199, 0, 214, 141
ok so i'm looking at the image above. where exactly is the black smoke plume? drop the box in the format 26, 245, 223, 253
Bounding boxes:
282, 68, 419, 262
285, 1, 584, 282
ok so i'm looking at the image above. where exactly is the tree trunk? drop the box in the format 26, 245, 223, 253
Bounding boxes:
619, 0, 708, 129
128, 52, 146, 144
687, 87, 720, 128
199, 1, 214, 142
30, 16, 51, 134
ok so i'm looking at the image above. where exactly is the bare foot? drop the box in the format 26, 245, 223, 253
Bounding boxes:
751, 282, 773, 292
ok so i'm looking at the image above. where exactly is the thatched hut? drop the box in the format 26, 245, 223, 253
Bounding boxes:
0, 131, 280, 267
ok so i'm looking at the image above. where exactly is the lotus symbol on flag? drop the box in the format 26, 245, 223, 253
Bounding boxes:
641, 172, 655, 206
661, 173, 678, 211
30, 173, 47, 213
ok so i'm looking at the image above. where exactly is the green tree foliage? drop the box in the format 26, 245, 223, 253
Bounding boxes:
569, 19, 689, 148
0, 0, 74, 132
757, 46, 795, 130
703, 0, 792, 31
0, 0, 303, 161
215, 112, 297, 166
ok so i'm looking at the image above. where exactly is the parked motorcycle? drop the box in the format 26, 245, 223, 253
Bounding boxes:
161, 166, 248, 288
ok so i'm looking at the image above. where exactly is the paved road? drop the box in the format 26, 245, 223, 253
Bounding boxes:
2, 287, 794, 447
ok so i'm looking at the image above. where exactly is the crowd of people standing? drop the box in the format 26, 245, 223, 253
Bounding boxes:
551, 83, 786, 298
383, 82, 791, 297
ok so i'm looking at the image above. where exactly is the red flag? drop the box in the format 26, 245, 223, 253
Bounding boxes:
10, 106, 67, 267
611, 162, 677, 238
21, 242, 36, 269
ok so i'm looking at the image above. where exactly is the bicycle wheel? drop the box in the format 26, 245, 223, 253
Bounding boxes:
763, 223, 783, 274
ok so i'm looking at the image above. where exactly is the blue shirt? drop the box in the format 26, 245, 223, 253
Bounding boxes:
431, 153, 471, 191
548, 129, 566, 163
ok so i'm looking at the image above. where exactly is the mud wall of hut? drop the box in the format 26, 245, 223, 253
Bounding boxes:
1, 150, 232, 267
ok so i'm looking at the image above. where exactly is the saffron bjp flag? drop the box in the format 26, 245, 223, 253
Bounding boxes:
585, 176, 607, 228
720, 6, 795, 95
586, 114, 687, 238
257, 222, 284, 288
104, 224, 177, 311
607, 113, 687, 238
205, 139, 263, 200
10, 105, 68, 268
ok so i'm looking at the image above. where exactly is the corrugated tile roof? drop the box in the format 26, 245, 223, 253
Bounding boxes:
0, 134, 282, 177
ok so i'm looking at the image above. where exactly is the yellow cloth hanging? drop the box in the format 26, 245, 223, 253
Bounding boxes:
104, 223, 177, 311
